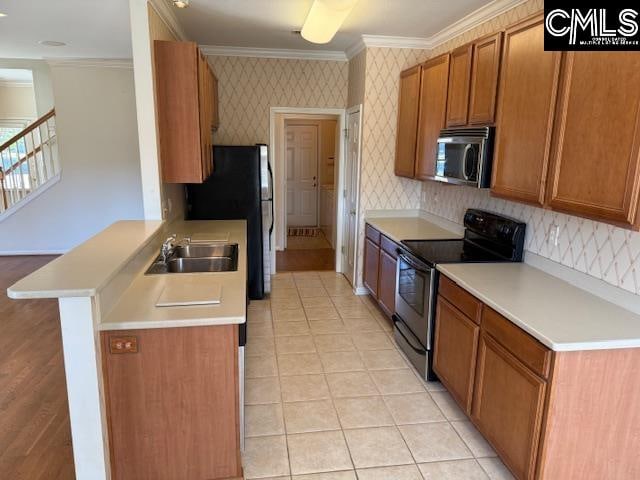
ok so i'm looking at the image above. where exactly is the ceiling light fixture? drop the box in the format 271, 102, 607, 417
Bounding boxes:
172, 0, 190, 8
39, 40, 67, 47
301, 0, 358, 44
0, 13, 7, 17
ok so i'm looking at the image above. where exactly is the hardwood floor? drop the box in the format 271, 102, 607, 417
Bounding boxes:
0, 256, 75, 480
276, 233, 336, 271
276, 248, 335, 271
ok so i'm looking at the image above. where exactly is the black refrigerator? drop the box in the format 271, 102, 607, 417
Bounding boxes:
186, 145, 273, 300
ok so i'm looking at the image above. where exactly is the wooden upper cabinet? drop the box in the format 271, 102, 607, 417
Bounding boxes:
468, 33, 502, 125
154, 40, 219, 183
546, 52, 640, 227
491, 14, 561, 205
415, 54, 450, 180
394, 65, 422, 178
445, 44, 472, 127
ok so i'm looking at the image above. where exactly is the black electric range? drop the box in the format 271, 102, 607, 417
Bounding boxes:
392, 209, 526, 380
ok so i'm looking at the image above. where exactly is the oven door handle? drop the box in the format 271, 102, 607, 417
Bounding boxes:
398, 252, 431, 274
392, 315, 427, 355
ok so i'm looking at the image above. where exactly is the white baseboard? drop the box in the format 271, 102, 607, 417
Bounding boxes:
354, 286, 369, 295
0, 249, 67, 256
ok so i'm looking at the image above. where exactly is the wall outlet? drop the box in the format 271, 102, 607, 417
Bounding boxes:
548, 224, 560, 247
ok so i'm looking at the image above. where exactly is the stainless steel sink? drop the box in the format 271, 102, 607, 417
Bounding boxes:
145, 242, 238, 275
173, 243, 237, 259
167, 256, 237, 273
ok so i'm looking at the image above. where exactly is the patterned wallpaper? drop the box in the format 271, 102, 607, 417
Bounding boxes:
207, 56, 348, 145
353, 47, 432, 286
417, 0, 640, 296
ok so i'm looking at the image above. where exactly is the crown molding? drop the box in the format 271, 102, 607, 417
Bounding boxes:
345, 39, 365, 60
200, 45, 347, 61
45, 58, 134, 69
344, 0, 526, 59
427, 0, 528, 48
361, 35, 432, 49
147, 0, 188, 41
345, 35, 431, 59
0, 81, 33, 87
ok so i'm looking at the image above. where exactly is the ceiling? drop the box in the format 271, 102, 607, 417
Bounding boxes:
0, 0, 496, 60
0, 69, 34, 85
175, 0, 493, 51
0, 0, 132, 59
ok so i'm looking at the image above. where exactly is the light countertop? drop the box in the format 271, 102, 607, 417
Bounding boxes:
99, 220, 247, 331
365, 216, 461, 244
8, 220, 163, 299
437, 263, 640, 352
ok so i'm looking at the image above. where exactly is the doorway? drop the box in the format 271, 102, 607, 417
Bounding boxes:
286, 124, 319, 227
270, 108, 345, 273
342, 106, 362, 286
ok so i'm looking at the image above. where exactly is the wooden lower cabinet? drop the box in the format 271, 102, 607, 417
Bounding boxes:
472, 332, 546, 480
378, 249, 397, 316
101, 325, 242, 480
364, 224, 401, 317
435, 274, 640, 479
363, 237, 380, 296
433, 296, 479, 414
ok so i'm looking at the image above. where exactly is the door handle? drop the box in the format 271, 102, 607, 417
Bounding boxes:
350, 209, 356, 215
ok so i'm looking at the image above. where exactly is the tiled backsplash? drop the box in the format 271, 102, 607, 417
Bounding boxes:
421, 181, 640, 295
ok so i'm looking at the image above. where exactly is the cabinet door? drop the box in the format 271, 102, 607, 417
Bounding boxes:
154, 40, 204, 183
445, 44, 472, 127
378, 249, 397, 316
472, 332, 546, 480
363, 237, 380, 297
101, 326, 241, 480
394, 65, 422, 178
197, 52, 211, 178
212, 72, 220, 129
415, 54, 450, 180
546, 52, 640, 227
468, 33, 502, 125
433, 296, 479, 414
491, 14, 561, 205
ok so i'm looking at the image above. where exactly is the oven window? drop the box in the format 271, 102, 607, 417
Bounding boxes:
436, 142, 479, 181
398, 259, 426, 317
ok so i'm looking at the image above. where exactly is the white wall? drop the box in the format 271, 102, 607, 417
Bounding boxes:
0, 84, 37, 120
129, 0, 187, 221
0, 64, 144, 253
0, 59, 54, 117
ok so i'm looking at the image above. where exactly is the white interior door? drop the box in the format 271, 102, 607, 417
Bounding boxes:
286, 125, 319, 227
342, 108, 361, 286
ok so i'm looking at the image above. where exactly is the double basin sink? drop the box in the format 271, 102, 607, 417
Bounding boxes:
146, 243, 238, 275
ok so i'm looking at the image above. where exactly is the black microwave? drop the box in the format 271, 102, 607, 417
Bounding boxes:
432, 126, 495, 188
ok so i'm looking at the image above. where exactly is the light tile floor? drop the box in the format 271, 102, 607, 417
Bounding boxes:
244, 271, 515, 480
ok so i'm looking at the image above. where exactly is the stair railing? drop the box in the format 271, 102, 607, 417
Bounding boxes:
0, 109, 58, 214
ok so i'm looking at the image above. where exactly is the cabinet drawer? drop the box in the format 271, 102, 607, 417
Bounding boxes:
380, 235, 399, 258
482, 307, 552, 379
365, 224, 381, 245
438, 276, 482, 324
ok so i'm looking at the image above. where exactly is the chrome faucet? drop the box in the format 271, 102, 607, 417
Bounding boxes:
160, 234, 177, 262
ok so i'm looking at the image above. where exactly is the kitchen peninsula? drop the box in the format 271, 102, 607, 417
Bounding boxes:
8, 219, 247, 480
